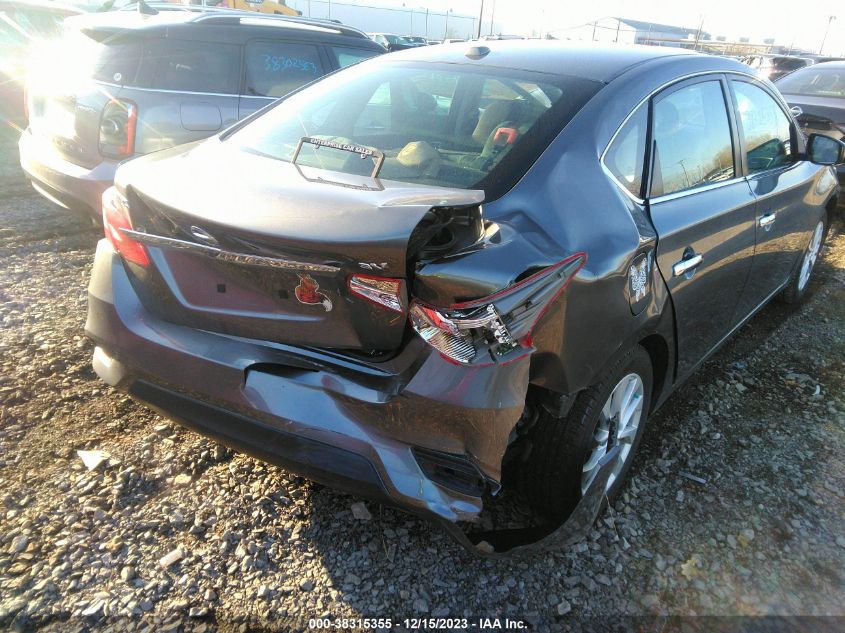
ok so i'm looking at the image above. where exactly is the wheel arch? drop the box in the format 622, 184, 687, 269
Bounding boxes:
638, 333, 670, 414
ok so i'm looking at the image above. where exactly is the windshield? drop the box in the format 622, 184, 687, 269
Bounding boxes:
229, 61, 601, 198
777, 67, 845, 98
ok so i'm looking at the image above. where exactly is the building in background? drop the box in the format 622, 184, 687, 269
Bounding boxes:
560, 17, 709, 48
285, 0, 476, 40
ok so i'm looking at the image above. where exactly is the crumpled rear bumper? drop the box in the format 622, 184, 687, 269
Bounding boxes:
85, 239, 612, 555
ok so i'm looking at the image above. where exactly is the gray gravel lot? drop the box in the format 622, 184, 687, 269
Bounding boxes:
1, 125, 844, 632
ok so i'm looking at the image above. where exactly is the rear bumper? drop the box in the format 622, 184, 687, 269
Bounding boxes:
85, 240, 530, 524
18, 129, 117, 219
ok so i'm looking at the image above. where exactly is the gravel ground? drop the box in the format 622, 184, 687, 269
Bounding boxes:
1, 124, 845, 632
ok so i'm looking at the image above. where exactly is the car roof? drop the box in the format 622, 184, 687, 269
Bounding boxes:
803, 60, 845, 69
383, 40, 706, 83
65, 8, 373, 41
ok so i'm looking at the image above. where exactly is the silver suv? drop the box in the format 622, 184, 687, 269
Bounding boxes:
19, 9, 384, 219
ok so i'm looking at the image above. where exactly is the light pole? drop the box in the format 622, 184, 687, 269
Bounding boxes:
489, 0, 495, 36
477, 0, 484, 40
444, 8, 452, 40
820, 15, 836, 55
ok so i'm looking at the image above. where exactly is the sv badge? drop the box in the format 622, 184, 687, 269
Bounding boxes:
294, 274, 333, 312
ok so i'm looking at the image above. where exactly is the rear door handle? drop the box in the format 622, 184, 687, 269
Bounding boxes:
673, 253, 703, 277
758, 212, 777, 230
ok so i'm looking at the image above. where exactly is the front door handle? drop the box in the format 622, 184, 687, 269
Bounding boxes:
673, 252, 703, 277
758, 212, 777, 230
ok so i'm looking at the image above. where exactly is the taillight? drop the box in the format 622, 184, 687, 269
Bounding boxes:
348, 274, 406, 313
102, 186, 149, 267
99, 99, 137, 159
409, 253, 587, 365
410, 302, 515, 364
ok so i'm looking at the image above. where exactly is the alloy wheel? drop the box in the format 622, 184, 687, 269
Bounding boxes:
581, 373, 645, 495
797, 220, 824, 292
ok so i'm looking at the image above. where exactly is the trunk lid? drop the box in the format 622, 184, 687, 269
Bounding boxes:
116, 140, 484, 352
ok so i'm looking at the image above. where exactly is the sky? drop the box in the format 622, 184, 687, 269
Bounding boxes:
385, 0, 845, 54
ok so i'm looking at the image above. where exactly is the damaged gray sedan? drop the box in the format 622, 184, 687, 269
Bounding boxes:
85, 41, 843, 555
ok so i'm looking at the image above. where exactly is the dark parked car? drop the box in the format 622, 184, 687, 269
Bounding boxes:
403, 35, 429, 46
741, 54, 812, 81
0, 0, 82, 124
367, 32, 414, 52
776, 61, 845, 187
85, 42, 842, 554
18, 10, 383, 219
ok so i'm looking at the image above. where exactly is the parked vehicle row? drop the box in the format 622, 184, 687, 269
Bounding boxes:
740, 53, 845, 81
18, 10, 384, 219
78, 41, 843, 553
776, 61, 845, 187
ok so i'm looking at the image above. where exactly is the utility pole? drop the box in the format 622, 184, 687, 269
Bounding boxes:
591, 21, 596, 41
489, 0, 496, 36
444, 8, 451, 39
615, 18, 621, 43
425, 8, 429, 39
693, 15, 704, 51
820, 15, 836, 55
477, 0, 484, 39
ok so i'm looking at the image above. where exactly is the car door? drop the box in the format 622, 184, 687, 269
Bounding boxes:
238, 39, 329, 119
646, 76, 758, 375
728, 78, 822, 316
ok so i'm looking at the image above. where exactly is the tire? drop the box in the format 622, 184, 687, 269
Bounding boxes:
523, 346, 653, 521
781, 214, 828, 305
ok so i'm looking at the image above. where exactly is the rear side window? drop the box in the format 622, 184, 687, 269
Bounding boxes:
732, 81, 793, 173
604, 103, 648, 197
331, 46, 381, 69
137, 39, 240, 94
651, 80, 735, 197
244, 41, 325, 98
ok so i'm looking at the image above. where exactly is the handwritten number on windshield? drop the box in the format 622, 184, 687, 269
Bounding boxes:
262, 55, 317, 75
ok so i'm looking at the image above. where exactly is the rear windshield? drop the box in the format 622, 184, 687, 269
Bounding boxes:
228, 61, 601, 199
771, 58, 808, 72
46, 28, 142, 85
777, 67, 845, 98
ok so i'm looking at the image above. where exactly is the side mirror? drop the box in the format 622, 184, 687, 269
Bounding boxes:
807, 133, 845, 166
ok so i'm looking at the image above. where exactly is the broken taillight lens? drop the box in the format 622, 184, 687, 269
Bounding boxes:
409, 302, 516, 364
102, 186, 149, 267
348, 274, 406, 313
409, 253, 587, 365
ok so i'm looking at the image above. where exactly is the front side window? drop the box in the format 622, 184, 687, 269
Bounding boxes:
228, 61, 601, 199
137, 39, 240, 94
651, 80, 735, 197
244, 41, 325, 98
732, 81, 793, 173
604, 103, 648, 197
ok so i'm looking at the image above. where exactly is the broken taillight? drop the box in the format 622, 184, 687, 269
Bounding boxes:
410, 302, 516, 364
409, 253, 587, 365
102, 186, 149, 267
348, 274, 406, 313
